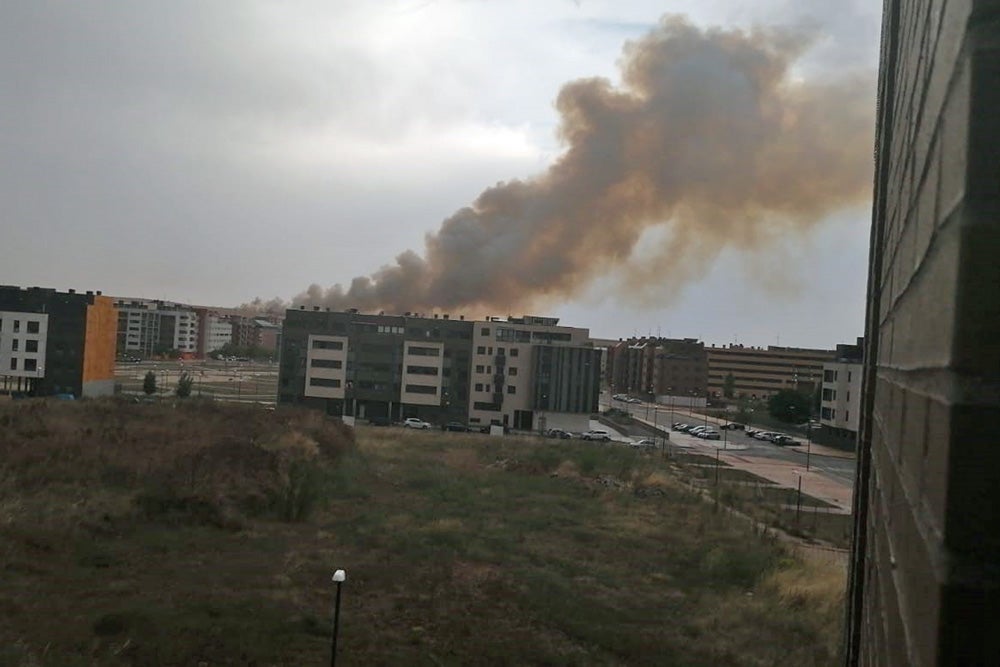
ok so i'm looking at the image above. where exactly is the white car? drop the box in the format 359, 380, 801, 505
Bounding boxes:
630, 438, 657, 451
688, 426, 709, 435
581, 429, 611, 441
403, 417, 432, 429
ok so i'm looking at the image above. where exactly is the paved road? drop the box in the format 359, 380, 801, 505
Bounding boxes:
601, 393, 857, 486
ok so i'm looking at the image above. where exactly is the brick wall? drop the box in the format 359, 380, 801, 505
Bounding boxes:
847, 2, 1000, 664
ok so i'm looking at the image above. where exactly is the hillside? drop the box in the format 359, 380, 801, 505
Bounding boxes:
1, 400, 845, 665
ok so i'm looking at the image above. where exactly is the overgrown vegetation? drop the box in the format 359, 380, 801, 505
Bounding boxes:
0, 402, 845, 665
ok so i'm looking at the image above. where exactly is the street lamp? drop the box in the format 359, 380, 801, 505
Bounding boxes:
330, 569, 346, 667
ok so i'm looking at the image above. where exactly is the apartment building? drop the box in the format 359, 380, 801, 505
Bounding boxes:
819, 339, 864, 439
115, 298, 199, 358
279, 310, 600, 431
469, 315, 600, 432
607, 337, 707, 402
706, 344, 836, 399
279, 308, 473, 424
0, 286, 117, 398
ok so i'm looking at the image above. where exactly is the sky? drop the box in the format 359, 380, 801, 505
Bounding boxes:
1, 0, 882, 349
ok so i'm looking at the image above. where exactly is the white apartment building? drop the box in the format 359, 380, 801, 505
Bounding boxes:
820, 361, 863, 437
469, 315, 600, 432
115, 299, 199, 357
205, 315, 233, 353
0, 311, 48, 383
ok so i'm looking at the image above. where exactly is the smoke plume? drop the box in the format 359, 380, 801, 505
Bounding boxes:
295, 15, 874, 314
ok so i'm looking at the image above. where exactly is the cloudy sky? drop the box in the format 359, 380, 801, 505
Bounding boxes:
1, 0, 881, 348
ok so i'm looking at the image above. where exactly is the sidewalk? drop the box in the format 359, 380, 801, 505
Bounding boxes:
718, 451, 854, 513
618, 405, 855, 514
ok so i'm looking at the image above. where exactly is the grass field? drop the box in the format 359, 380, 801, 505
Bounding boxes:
1, 400, 846, 665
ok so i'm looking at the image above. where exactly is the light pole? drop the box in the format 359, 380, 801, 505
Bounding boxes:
330, 569, 346, 667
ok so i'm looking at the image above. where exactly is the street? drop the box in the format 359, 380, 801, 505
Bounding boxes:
601, 392, 857, 487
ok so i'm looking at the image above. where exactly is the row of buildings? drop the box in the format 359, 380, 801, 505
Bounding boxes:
0, 283, 864, 440
114, 298, 281, 359
606, 336, 865, 438
277, 308, 602, 432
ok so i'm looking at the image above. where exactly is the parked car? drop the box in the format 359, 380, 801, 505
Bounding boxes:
627, 397, 642, 404
688, 426, 709, 435
445, 421, 470, 432
581, 429, 611, 441
672, 422, 687, 430
545, 428, 573, 439
631, 438, 657, 451
403, 417, 432, 429
698, 430, 721, 440
772, 434, 799, 446
720, 423, 745, 430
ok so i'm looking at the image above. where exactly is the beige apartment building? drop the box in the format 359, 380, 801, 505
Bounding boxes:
706, 344, 836, 400
468, 315, 600, 432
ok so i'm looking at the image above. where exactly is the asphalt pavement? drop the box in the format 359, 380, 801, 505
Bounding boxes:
601, 393, 857, 504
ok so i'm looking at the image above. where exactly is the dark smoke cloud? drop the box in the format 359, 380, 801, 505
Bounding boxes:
294, 15, 874, 314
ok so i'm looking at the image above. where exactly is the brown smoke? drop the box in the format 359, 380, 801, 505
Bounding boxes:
295, 15, 874, 313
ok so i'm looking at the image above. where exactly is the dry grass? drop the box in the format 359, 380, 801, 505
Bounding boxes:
1, 404, 845, 665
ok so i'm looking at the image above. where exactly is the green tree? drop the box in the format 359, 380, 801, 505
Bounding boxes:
175, 372, 194, 398
768, 389, 811, 424
723, 373, 736, 399
143, 371, 157, 396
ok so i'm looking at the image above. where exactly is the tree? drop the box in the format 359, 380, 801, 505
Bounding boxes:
175, 372, 194, 398
143, 371, 157, 396
723, 373, 736, 399
768, 389, 811, 424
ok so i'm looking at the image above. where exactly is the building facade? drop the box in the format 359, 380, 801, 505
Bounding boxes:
0, 286, 117, 398
819, 339, 864, 439
706, 344, 836, 400
608, 337, 708, 403
279, 310, 600, 431
279, 308, 474, 424
115, 298, 199, 358
469, 316, 600, 432
847, 2, 1000, 664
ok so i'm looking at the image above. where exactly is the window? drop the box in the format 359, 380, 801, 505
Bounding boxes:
24, 359, 37, 372
475, 383, 483, 392
405, 384, 437, 395
475, 365, 485, 373
510, 348, 519, 357
846, 391, 850, 401
846, 410, 850, 422
823, 369, 837, 382
9, 358, 16, 371
481, 327, 490, 336
26, 321, 40, 334
848, 371, 852, 382
310, 377, 341, 388
25, 340, 38, 353
311, 359, 342, 369
312, 339, 344, 350
497, 347, 505, 355
477, 346, 486, 355
11, 339, 19, 352
406, 365, 439, 376
509, 367, 518, 376
409, 346, 440, 357
13, 320, 20, 333
507, 385, 516, 394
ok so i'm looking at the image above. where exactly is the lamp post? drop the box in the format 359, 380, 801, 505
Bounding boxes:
330, 569, 346, 667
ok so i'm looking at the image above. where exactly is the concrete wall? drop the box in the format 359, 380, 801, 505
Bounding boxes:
82, 296, 117, 391
847, 2, 1000, 664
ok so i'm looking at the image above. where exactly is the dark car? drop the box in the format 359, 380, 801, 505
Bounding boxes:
445, 421, 470, 432
720, 423, 745, 430
545, 428, 573, 439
